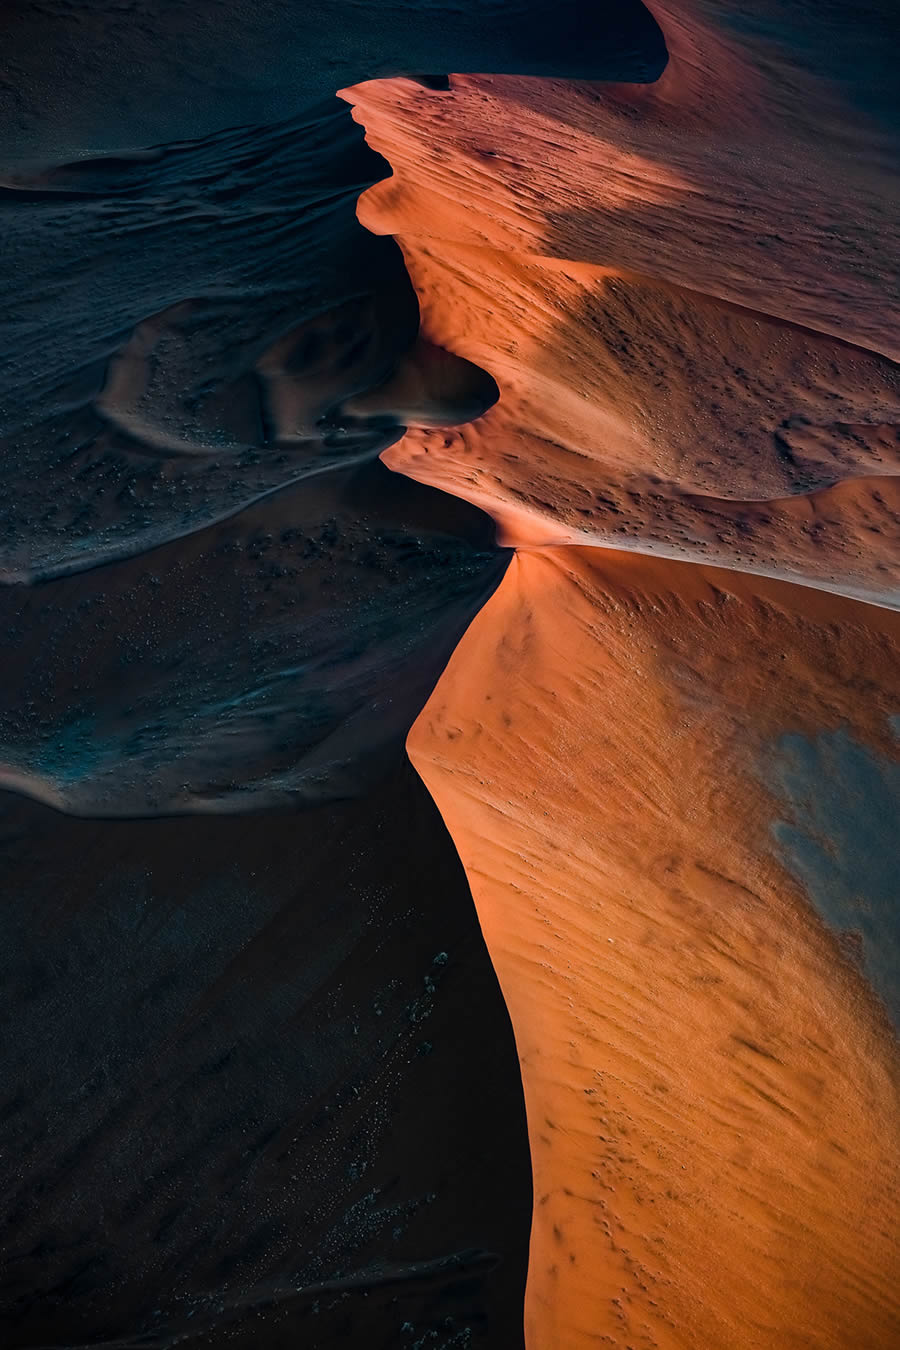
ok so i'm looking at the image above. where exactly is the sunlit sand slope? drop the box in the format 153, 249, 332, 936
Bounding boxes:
343, 4, 900, 1344
408, 548, 900, 1349
342, 0, 899, 606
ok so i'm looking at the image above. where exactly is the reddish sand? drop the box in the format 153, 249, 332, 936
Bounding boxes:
341, 3, 900, 1345
341, 0, 899, 609
409, 550, 900, 1349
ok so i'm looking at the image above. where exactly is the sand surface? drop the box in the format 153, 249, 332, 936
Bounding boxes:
1, 0, 898, 1345
409, 550, 900, 1349
0, 761, 531, 1348
340, 2, 900, 1343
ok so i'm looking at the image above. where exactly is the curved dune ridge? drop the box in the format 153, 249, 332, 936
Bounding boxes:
0, 10, 671, 1337
0, 1, 897, 1345
341, 1, 900, 1345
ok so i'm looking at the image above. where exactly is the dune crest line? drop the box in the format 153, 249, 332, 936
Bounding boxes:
342, 0, 900, 1342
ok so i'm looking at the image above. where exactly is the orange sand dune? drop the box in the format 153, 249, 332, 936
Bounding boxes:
342, 3, 900, 1345
338, 113, 899, 601
410, 549, 900, 1349
345, 0, 899, 357
341, 0, 899, 606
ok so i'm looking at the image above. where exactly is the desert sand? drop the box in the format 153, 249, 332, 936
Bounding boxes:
1, 0, 898, 1345
339, 1, 900, 1344
0, 761, 531, 1347
409, 550, 900, 1349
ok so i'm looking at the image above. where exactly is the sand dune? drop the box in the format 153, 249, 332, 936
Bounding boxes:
341, 3, 900, 1344
1, 0, 898, 1344
343, 37, 900, 603
408, 549, 900, 1349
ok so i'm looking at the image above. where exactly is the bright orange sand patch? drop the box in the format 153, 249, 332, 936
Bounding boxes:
409, 549, 900, 1349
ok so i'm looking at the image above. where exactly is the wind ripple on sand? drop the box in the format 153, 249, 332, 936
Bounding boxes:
0, 104, 423, 582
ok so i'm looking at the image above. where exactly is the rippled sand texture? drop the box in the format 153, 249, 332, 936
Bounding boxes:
343, 1, 900, 1345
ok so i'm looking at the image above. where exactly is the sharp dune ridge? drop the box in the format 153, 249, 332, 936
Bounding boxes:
0, 1, 898, 1347
338, 1, 900, 1345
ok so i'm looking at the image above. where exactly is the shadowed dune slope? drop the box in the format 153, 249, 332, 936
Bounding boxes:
0, 459, 508, 816
0, 103, 423, 583
0, 761, 531, 1349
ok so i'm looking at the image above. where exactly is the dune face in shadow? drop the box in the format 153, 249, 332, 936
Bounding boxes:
1, 0, 666, 167
0, 762, 531, 1348
338, 338, 500, 431
342, 1, 900, 1345
1, 102, 468, 582
0, 460, 508, 815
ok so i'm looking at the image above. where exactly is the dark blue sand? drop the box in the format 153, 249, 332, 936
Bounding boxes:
2, 0, 666, 166
768, 723, 900, 1031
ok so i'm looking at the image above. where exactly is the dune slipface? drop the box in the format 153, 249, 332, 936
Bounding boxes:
0, 763, 532, 1348
342, 1, 900, 1344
